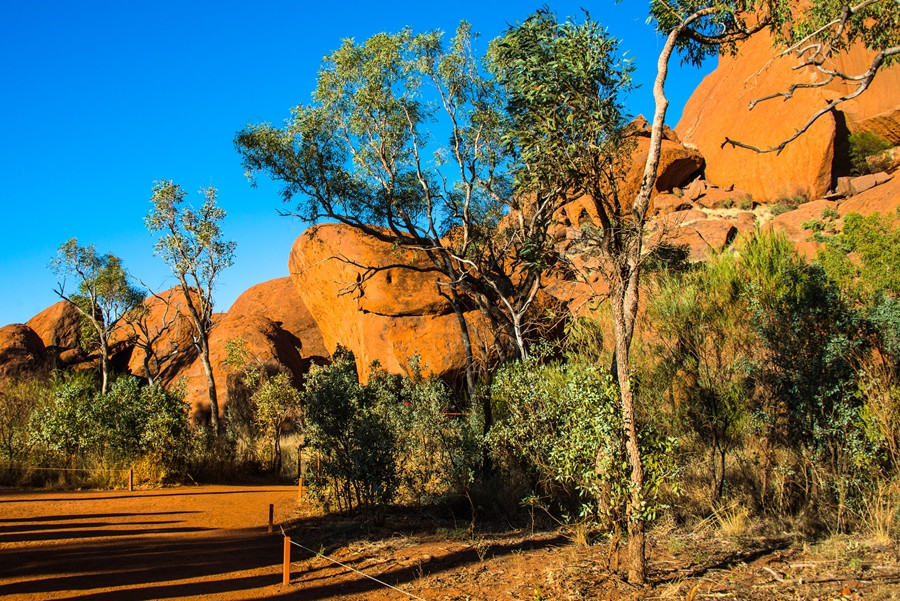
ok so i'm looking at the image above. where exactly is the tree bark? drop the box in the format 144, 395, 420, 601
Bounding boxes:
197, 336, 220, 432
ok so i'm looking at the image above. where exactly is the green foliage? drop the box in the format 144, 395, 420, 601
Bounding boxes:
252, 372, 301, 473
770, 193, 806, 216
50, 239, 144, 392
818, 210, 900, 304
489, 358, 678, 529
28, 372, 99, 466
146, 182, 235, 292
487, 9, 633, 198
648, 251, 753, 499
303, 348, 397, 517
651, 1, 898, 68
27, 373, 190, 479
647, 231, 881, 522
224, 336, 302, 473
848, 131, 893, 175
147, 181, 235, 430
0, 378, 51, 462
376, 358, 484, 505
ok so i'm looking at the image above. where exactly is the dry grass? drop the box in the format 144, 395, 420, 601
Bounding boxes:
858, 477, 900, 545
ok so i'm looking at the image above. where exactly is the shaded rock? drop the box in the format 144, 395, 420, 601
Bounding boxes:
0, 324, 46, 382
227, 277, 328, 361
289, 224, 491, 382
122, 288, 198, 385
559, 117, 704, 226
684, 178, 707, 202
827, 44, 900, 145
175, 312, 308, 421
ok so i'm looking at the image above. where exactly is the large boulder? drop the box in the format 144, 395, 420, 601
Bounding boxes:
677, 29, 837, 203
26, 301, 82, 355
764, 199, 839, 260
123, 287, 198, 385
289, 224, 489, 381
678, 27, 900, 203
227, 277, 328, 361
838, 175, 900, 217
175, 312, 307, 421
827, 44, 900, 144
560, 117, 704, 227
0, 324, 46, 382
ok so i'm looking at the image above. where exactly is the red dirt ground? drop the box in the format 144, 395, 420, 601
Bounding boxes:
2, 486, 898, 600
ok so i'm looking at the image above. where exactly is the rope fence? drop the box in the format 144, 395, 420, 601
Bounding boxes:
279, 526, 427, 601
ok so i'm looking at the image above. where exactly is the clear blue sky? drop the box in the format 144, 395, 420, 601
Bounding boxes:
0, 1, 713, 327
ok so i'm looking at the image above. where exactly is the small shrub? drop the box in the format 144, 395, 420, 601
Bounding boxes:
738, 198, 754, 211
303, 347, 397, 518
770, 193, 807, 216
489, 357, 678, 530
848, 131, 892, 176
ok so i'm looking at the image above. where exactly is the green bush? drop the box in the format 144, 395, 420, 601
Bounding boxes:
489, 357, 678, 530
848, 131, 892, 176
303, 347, 397, 518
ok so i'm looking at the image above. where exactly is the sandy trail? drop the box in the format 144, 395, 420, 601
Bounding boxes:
0, 485, 301, 600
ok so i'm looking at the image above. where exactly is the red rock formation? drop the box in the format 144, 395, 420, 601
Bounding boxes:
289, 224, 490, 381
227, 277, 328, 361
827, 44, 900, 144
677, 29, 836, 203
26, 301, 81, 354
122, 287, 198, 385
838, 175, 900, 217
677, 25, 900, 203
560, 117, 704, 227
176, 312, 307, 421
764, 199, 839, 260
0, 324, 46, 382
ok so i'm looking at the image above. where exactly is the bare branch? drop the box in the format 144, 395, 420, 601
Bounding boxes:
724, 45, 898, 154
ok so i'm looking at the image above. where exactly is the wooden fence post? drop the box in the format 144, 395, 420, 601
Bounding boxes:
128, 468, 134, 492
282, 536, 291, 586
268, 503, 274, 534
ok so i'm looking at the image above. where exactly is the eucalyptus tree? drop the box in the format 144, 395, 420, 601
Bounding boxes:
607, 0, 900, 583
51, 239, 144, 394
146, 182, 235, 432
236, 19, 633, 394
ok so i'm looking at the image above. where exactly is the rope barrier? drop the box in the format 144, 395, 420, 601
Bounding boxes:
281, 526, 427, 601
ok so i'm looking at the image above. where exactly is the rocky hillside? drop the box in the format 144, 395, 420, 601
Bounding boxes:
2, 33, 897, 420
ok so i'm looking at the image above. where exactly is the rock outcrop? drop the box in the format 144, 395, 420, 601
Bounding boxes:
289, 224, 489, 381
26, 301, 82, 361
123, 287, 199, 385
560, 117, 704, 226
0, 324, 46, 382
677, 28, 900, 204
227, 277, 328, 361
176, 312, 308, 421
677, 29, 836, 203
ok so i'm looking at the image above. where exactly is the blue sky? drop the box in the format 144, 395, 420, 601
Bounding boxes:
0, 1, 714, 327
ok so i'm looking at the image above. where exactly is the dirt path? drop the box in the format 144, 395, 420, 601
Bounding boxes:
2, 486, 898, 600
0, 485, 301, 600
